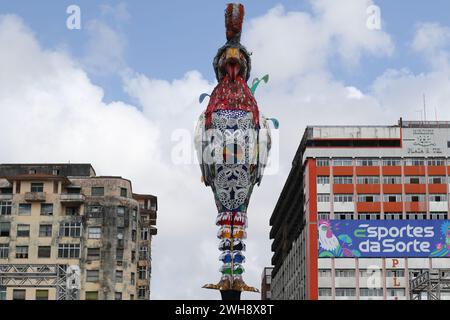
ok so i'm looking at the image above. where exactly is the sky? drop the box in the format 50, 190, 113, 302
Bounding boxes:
1, 0, 450, 299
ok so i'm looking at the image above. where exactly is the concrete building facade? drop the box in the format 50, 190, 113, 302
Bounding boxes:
0, 164, 157, 300
270, 120, 450, 300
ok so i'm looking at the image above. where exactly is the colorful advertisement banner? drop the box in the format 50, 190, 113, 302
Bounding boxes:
318, 220, 450, 258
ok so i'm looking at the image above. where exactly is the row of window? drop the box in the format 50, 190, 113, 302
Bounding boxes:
0, 287, 147, 300
318, 212, 448, 220
319, 269, 406, 278
317, 158, 447, 167
318, 288, 405, 297
1, 182, 129, 198
0, 222, 98, 238
318, 176, 448, 185
0, 202, 139, 218
0, 243, 149, 261
318, 193, 448, 203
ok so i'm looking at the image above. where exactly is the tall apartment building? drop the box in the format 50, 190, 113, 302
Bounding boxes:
0, 164, 157, 300
270, 120, 450, 300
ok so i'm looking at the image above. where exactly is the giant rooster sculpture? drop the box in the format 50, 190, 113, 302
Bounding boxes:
195, 3, 275, 300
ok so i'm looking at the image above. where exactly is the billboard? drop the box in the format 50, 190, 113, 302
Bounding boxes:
318, 220, 450, 258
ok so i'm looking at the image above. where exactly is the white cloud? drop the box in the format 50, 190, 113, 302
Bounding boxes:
412, 22, 450, 70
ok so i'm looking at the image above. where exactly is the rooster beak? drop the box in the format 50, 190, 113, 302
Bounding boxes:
225, 47, 241, 81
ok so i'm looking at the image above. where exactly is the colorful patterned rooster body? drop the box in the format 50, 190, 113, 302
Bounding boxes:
195, 3, 273, 296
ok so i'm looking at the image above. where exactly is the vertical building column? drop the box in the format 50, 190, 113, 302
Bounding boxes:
307, 159, 318, 300
425, 161, 430, 219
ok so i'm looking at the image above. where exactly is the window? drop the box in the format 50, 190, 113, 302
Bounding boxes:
0, 222, 10, 237
91, 187, 104, 197
317, 194, 330, 202
360, 288, 383, 296
13, 289, 26, 300
405, 194, 426, 202
429, 194, 447, 202
16, 246, 28, 259
132, 230, 137, 242
131, 272, 135, 285
35, 290, 49, 300
40, 203, 53, 216
335, 269, 355, 277
356, 176, 380, 184
0, 286, 5, 300
52, 169, 60, 176
318, 288, 332, 296
431, 213, 447, 220
116, 206, 125, 217
30, 183, 44, 192
0, 244, 9, 259
115, 270, 123, 283
88, 227, 102, 239
38, 246, 51, 258
405, 158, 425, 166
59, 222, 82, 237
382, 159, 402, 166
139, 246, 148, 260
18, 203, 31, 215
318, 269, 332, 277
383, 176, 401, 184
333, 158, 352, 166
386, 270, 405, 277
335, 213, 354, 220
359, 213, 380, 220
407, 213, 426, 220
318, 212, 330, 220
115, 292, 122, 300
0, 187, 12, 194
141, 228, 149, 241
356, 159, 379, 166
65, 207, 79, 216
429, 176, 446, 184
53, 181, 58, 194
334, 176, 353, 184
86, 270, 100, 282
428, 158, 445, 166
17, 224, 30, 237
316, 159, 330, 167
138, 286, 146, 299
87, 206, 103, 218
386, 288, 405, 297
58, 244, 80, 258
405, 176, 425, 184
385, 213, 403, 220
357, 195, 380, 202
87, 248, 100, 260
120, 188, 127, 198
334, 194, 353, 202
335, 288, 356, 297
0, 201, 12, 215
116, 249, 124, 262
39, 224, 52, 237
15, 181, 21, 194
383, 194, 402, 202
85, 291, 98, 300
130, 294, 134, 300
138, 266, 147, 280
317, 176, 330, 184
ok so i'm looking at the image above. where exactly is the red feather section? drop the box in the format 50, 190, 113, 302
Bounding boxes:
225, 3, 245, 41
205, 74, 260, 129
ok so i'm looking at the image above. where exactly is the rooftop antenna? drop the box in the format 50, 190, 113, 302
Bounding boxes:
423, 93, 427, 122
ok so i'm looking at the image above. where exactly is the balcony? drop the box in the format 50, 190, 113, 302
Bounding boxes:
334, 202, 355, 212
24, 192, 46, 202
357, 202, 381, 212
150, 226, 157, 236
60, 193, 86, 204
429, 201, 448, 212
0, 194, 12, 201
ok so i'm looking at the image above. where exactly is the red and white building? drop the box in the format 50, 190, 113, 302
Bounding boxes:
270, 120, 450, 300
